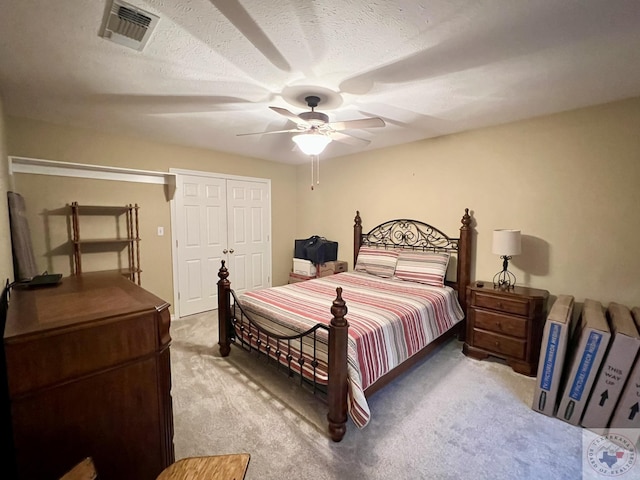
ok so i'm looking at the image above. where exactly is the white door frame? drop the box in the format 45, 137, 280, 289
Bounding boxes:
169, 168, 272, 319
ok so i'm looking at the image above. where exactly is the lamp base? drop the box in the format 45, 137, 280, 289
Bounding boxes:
493, 269, 516, 290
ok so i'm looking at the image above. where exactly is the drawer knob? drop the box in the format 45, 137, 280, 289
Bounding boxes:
497, 302, 503, 309
496, 321, 502, 329
495, 341, 500, 347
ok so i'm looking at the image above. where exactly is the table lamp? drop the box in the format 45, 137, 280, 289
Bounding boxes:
492, 229, 521, 289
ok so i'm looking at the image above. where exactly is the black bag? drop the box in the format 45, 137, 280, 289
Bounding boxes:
294, 236, 338, 264
294, 236, 320, 259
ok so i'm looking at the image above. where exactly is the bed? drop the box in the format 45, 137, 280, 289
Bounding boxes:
217, 208, 473, 442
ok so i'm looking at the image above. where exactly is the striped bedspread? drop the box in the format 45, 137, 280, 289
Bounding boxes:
237, 271, 464, 428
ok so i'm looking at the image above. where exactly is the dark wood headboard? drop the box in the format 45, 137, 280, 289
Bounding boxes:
353, 208, 473, 313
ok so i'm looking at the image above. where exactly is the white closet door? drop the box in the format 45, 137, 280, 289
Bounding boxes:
225, 180, 271, 295
173, 171, 271, 318
175, 175, 227, 317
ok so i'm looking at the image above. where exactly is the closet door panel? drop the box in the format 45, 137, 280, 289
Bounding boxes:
176, 175, 227, 316
226, 180, 270, 295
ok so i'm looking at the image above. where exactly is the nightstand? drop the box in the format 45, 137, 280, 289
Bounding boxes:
462, 283, 549, 376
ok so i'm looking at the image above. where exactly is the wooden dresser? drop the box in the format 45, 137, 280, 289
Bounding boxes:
1, 273, 174, 479
463, 283, 548, 376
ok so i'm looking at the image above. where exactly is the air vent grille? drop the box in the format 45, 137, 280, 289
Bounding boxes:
109, 6, 152, 41
100, 0, 159, 51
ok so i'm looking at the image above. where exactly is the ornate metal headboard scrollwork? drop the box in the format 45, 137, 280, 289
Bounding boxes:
360, 218, 459, 252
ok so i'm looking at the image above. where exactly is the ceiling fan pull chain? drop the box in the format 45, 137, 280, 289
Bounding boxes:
310, 154, 315, 190
309, 154, 320, 190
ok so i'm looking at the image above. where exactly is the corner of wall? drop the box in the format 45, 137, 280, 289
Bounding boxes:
0, 94, 15, 284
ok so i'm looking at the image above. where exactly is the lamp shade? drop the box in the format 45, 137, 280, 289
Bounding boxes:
292, 133, 332, 155
492, 229, 522, 256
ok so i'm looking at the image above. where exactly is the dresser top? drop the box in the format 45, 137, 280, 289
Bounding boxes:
5, 272, 169, 340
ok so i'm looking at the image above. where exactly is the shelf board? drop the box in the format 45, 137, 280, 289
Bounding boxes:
73, 238, 136, 244
9, 156, 176, 186
71, 205, 135, 215
101, 268, 142, 274
74, 268, 142, 276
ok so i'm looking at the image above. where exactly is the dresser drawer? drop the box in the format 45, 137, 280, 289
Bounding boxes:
472, 291, 530, 316
472, 309, 528, 338
473, 329, 526, 359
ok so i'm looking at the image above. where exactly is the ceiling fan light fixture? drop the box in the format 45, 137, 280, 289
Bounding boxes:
292, 133, 332, 156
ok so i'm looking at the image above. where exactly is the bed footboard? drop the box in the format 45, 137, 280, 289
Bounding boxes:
216, 261, 350, 442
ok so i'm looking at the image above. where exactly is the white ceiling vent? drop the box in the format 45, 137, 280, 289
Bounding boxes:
100, 0, 159, 51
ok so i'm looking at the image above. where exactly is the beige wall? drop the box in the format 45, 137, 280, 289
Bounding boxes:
296, 97, 640, 307
6, 117, 298, 310
5, 98, 639, 311
0, 95, 14, 284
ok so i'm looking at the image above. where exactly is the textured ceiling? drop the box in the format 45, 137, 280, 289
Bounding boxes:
1, 0, 639, 164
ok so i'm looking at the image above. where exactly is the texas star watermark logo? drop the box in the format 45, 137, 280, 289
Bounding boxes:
587, 432, 637, 476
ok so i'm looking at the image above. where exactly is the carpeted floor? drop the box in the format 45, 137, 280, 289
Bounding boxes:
168, 312, 617, 479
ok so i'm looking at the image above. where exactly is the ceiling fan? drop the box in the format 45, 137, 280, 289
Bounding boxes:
237, 95, 386, 156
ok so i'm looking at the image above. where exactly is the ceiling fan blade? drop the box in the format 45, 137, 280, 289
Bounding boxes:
329, 131, 371, 146
328, 117, 386, 131
269, 106, 310, 126
88, 94, 260, 113
237, 128, 300, 137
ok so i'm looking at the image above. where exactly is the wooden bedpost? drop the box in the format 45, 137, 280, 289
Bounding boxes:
353, 210, 362, 267
327, 287, 349, 442
457, 208, 472, 318
217, 260, 232, 357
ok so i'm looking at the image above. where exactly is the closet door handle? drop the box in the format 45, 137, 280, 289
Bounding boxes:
229, 249, 235, 254
223, 249, 228, 254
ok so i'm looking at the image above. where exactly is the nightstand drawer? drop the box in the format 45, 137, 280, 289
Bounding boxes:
473, 291, 530, 316
473, 309, 528, 338
473, 330, 526, 359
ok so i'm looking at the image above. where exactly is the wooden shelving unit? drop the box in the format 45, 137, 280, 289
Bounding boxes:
71, 202, 141, 285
